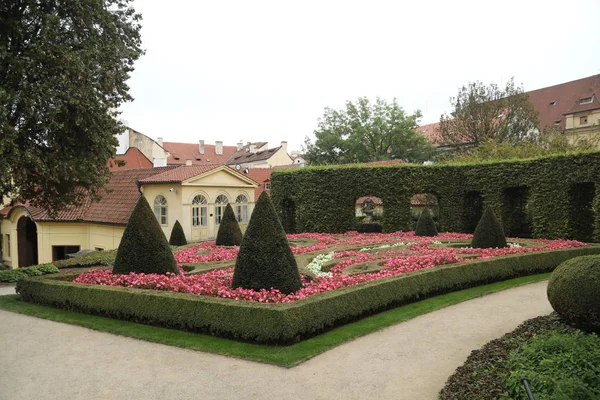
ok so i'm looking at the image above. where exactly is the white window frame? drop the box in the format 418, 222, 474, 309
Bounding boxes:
192, 194, 208, 227
215, 195, 229, 225
235, 194, 249, 223
154, 195, 168, 226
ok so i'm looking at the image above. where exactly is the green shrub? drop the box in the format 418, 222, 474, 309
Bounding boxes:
414, 209, 438, 236
168, 220, 187, 246
232, 191, 302, 294
54, 250, 117, 269
547, 255, 600, 333
215, 204, 242, 246
112, 196, 178, 275
16, 246, 600, 344
0, 264, 58, 283
355, 223, 383, 233
504, 330, 600, 399
471, 207, 507, 248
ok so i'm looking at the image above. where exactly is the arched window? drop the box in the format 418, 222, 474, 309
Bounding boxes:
192, 194, 208, 227
235, 194, 248, 223
154, 195, 168, 225
215, 195, 229, 225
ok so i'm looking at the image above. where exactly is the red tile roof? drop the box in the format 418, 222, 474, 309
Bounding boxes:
418, 74, 600, 145
0, 167, 175, 225
225, 145, 283, 164
162, 142, 238, 166
246, 168, 273, 200
356, 196, 383, 205
138, 165, 223, 183
108, 148, 153, 171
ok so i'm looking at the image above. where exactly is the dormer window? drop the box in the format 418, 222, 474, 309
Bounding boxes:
554, 120, 561, 125
549, 101, 557, 106
580, 96, 594, 105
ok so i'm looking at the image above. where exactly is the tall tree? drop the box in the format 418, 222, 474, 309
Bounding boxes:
304, 97, 434, 164
0, 1, 143, 212
437, 78, 539, 149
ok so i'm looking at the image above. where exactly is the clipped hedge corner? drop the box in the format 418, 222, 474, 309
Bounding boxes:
215, 204, 242, 246
415, 209, 438, 237
471, 207, 507, 249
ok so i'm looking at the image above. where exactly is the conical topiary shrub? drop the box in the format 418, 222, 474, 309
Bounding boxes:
471, 207, 507, 249
113, 196, 179, 275
415, 209, 438, 236
169, 220, 187, 246
215, 203, 242, 246
231, 191, 302, 294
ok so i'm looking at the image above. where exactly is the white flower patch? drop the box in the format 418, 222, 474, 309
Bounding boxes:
359, 242, 412, 252
306, 252, 334, 277
508, 242, 522, 249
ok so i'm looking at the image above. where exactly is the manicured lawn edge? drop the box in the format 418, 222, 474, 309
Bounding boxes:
2, 273, 548, 367
15, 246, 600, 344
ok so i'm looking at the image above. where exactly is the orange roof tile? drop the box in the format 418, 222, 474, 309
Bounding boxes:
245, 168, 273, 201
356, 196, 383, 205
163, 142, 238, 166
108, 148, 153, 171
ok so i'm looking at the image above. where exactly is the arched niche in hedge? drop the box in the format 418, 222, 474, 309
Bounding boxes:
279, 197, 297, 234
503, 186, 532, 238
410, 193, 439, 230
568, 182, 596, 242
463, 191, 484, 233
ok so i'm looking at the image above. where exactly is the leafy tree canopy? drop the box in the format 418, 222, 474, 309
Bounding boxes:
303, 97, 434, 165
0, 1, 143, 212
438, 78, 540, 149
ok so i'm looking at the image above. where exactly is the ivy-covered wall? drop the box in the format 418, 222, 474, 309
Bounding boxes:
271, 152, 600, 242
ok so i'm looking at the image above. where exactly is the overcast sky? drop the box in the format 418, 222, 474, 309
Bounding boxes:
120, 0, 600, 152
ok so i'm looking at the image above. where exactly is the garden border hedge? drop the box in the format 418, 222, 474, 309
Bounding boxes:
16, 246, 600, 344
271, 152, 600, 241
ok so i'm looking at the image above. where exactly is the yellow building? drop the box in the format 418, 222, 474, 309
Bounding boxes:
0, 165, 257, 268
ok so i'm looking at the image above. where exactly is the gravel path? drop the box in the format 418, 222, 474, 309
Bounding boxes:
0, 281, 552, 400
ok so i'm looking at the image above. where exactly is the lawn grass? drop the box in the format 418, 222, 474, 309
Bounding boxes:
0, 273, 549, 367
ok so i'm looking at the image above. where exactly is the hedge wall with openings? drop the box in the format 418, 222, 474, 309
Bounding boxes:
16, 246, 600, 344
271, 152, 600, 241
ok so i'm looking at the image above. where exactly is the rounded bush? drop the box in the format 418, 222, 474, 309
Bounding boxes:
169, 220, 187, 246
215, 203, 242, 246
471, 207, 507, 249
414, 209, 437, 237
547, 255, 600, 333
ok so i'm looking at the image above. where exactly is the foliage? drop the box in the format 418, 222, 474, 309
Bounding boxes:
442, 135, 599, 163
414, 209, 438, 236
215, 204, 242, 246
0, 263, 58, 282
0, 0, 144, 212
112, 196, 178, 275
54, 250, 117, 268
303, 97, 434, 164
471, 207, 507, 248
270, 152, 600, 242
437, 77, 540, 149
547, 255, 600, 333
354, 223, 383, 233
504, 329, 600, 400
168, 220, 187, 246
439, 313, 576, 400
232, 191, 302, 294
17, 246, 600, 344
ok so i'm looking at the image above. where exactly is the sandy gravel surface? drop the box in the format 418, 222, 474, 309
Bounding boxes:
0, 281, 551, 400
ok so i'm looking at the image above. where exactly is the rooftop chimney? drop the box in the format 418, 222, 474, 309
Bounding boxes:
237, 141, 243, 151
199, 140, 205, 155
215, 141, 223, 155
280, 141, 288, 154
157, 137, 163, 147
249, 143, 256, 153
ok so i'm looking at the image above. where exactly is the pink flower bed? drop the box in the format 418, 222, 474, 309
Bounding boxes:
73, 232, 588, 304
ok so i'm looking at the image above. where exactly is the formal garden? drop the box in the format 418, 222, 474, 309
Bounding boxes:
1, 152, 600, 399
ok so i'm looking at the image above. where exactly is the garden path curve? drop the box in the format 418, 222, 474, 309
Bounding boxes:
0, 281, 552, 400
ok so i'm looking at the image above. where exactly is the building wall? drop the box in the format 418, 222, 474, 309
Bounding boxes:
128, 129, 169, 164
1, 208, 125, 268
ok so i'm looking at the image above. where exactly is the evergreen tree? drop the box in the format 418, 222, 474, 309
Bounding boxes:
113, 196, 178, 275
232, 192, 302, 294
471, 207, 507, 248
169, 220, 187, 246
415, 209, 438, 236
215, 204, 243, 246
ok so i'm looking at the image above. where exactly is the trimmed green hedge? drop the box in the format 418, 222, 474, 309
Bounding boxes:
271, 152, 600, 241
0, 264, 58, 283
54, 250, 117, 269
16, 246, 600, 344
